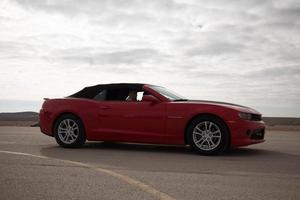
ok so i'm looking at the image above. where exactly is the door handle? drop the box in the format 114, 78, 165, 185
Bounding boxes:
100, 106, 112, 110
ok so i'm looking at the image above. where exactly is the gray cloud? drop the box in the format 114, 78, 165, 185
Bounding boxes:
53, 48, 165, 66
246, 65, 300, 79
186, 41, 245, 56
179, 65, 300, 83
12, 0, 104, 16
267, 6, 300, 22
12, 0, 186, 16
0, 41, 39, 59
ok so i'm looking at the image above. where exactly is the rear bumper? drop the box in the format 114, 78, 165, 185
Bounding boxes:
39, 109, 54, 137
227, 119, 265, 148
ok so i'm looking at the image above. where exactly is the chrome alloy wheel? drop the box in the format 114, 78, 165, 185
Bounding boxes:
57, 119, 79, 144
192, 121, 222, 151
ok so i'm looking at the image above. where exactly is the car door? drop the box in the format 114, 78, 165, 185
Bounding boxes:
96, 97, 166, 143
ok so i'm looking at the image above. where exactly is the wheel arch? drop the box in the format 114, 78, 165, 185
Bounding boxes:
52, 112, 86, 136
184, 113, 231, 147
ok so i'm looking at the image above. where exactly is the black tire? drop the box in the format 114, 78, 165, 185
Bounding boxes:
54, 114, 86, 148
187, 115, 230, 155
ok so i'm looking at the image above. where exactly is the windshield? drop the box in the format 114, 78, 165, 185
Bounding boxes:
149, 86, 187, 101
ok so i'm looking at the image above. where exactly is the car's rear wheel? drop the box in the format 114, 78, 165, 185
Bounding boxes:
54, 114, 86, 148
187, 115, 229, 155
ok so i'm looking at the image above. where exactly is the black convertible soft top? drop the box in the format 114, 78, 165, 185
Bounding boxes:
69, 83, 145, 99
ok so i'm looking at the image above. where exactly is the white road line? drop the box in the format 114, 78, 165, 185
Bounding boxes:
0, 150, 176, 200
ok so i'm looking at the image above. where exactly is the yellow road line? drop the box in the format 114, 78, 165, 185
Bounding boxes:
0, 150, 176, 200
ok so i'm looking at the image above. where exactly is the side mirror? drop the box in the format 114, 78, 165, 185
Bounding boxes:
142, 95, 160, 103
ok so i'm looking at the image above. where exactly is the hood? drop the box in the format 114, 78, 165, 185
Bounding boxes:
180, 100, 261, 114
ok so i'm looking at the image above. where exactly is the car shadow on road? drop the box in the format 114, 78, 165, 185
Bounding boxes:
84, 141, 194, 154
84, 142, 283, 157
39, 141, 276, 158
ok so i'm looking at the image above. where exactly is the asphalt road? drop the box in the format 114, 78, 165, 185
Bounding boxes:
0, 127, 299, 200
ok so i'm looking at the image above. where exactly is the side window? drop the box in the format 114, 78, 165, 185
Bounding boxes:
93, 88, 147, 101
93, 90, 107, 101
106, 89, 128, 101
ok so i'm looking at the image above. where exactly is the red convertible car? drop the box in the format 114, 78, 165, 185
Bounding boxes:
39, 83, 265, 155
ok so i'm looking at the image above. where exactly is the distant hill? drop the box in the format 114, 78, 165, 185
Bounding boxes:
263, 117, 300, 126
0, 112, 39, 121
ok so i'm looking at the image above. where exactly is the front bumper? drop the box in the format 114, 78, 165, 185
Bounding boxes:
227, 119, 265, 148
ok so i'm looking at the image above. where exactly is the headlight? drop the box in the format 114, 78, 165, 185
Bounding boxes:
239, 112, 252, 120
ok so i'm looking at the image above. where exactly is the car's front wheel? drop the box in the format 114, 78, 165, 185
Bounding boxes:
187, 115, 229, 155
54, 114, 86, 148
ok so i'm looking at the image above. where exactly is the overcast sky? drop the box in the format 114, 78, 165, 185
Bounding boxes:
0, 0, 300, 117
